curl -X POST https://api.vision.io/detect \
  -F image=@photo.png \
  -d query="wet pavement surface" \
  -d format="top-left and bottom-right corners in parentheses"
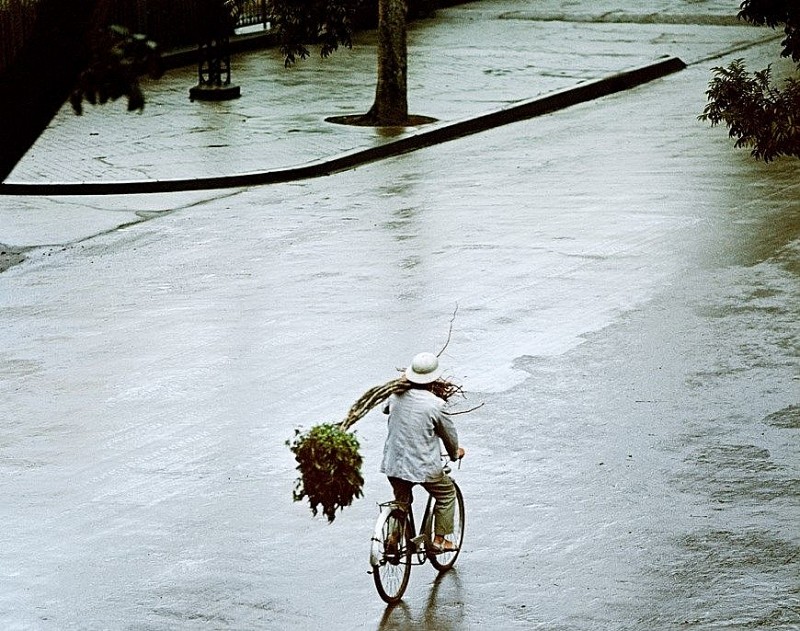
top-left (2, 0), bottom-right (778, 187)
top-left (1, 1), bottom-right (799, 629)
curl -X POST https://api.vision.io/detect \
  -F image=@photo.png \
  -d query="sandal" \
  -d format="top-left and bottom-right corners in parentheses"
top-left (430, 540), bottom-right (459, 554)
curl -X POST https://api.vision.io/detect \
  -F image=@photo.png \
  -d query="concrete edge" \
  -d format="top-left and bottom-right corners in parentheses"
top-left (0, 56), bottom-right (686, 197)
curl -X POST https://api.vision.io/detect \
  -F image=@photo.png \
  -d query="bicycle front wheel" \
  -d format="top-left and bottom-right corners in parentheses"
top-left (371, 507), bottom-right (412, 604)
top-left (427, 481), bottom-right (464, 572)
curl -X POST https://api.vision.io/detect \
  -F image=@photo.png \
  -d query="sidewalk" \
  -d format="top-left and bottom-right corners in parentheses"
top-left (1, 0), bottom-right (779, 193)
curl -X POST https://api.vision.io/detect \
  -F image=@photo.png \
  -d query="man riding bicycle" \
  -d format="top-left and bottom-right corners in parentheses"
top-left (381, 352), bottom-right (466, 553)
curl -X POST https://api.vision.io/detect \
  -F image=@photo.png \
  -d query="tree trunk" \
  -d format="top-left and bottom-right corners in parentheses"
top-left (367, 0), bottom-right (408, 125)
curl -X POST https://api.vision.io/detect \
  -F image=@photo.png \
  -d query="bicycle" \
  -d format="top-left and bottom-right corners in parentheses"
top-left (368, 459), bottom-right (465, 603)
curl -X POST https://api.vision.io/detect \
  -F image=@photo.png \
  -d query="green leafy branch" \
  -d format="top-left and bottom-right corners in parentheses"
top-left (287, 423), bottom-right (364, 523)
top-left (270, 0), bottom-right (362, 67)
top-left (699, 59), bottom-right (800, 161)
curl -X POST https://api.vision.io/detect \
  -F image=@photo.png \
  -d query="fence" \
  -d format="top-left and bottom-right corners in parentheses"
top-left (0, 0), bottom-right (272, 74)
top-left (0, 0), bottom-right (39, 74)
top-left (236, 0), bottom-right (270, 31)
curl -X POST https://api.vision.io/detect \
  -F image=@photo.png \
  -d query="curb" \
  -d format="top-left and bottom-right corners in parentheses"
top-left (0, 56), bottom-right (686, 197)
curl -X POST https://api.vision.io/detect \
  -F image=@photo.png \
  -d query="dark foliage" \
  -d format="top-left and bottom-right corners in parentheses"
top-left (738, 0), bottom-right (800, 61)
top-left (700, 60), bottom-right (800, 161)
top-left (352, 0), bottom-right (438, 29)
top-left (70, 25), bottom-right (161, 115)
top-left (270, 0), bottom-right (363, 67)
top-left (270, 0), bottom-right (440, 67)
top-left (198, 0), bottom-right (244, 39)
top-left (287, 423), bottom-right (364, 523)
top-left (700, 1), bottom-right (800, 161)
top-left (0, 0), bottom-right (99, 179)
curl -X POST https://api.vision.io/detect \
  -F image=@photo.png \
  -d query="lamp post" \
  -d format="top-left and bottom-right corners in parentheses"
top-left (189, 0), bottom-right (241, 101)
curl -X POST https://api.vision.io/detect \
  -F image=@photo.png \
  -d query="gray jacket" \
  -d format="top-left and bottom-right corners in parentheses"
top-left (380, 388), bottom-right (459, 483)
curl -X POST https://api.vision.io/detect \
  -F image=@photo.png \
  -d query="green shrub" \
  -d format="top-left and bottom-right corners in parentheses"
top-left (287, 423), bottom-right (364, 523)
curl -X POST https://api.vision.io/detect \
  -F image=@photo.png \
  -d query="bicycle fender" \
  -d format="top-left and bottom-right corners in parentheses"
top-left (369, 506), bottom-right (395, 566)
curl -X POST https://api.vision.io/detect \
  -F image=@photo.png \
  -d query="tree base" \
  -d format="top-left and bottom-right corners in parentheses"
top-left (189, 84), bottom-right (241, 101)
top-left (326, 113), bottom-right (437, 128)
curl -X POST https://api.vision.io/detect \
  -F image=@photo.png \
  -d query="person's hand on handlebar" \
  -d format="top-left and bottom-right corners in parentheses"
top-left (457, 447), bottom-right (466, 460)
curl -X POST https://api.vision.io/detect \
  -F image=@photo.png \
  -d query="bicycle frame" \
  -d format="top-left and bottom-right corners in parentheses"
top-left (369, 461), bottom-right (464, 603)
top-left (369, 470), bottom-right (456, 567)
top-left (369, 500), bottom-right (430, 567)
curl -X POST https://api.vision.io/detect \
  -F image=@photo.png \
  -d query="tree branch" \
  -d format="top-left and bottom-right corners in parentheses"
top-left (437, 303), bottom-right (459, 357)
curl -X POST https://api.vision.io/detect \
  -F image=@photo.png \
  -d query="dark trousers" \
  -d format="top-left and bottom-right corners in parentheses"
top-left (388, 475), bottom-right (456, 535)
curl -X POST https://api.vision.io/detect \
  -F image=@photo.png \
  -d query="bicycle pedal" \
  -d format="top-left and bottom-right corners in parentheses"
top-left (410, 535), bottom-right (426, 547)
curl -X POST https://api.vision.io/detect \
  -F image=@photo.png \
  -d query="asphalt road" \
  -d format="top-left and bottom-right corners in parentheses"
top-left (1, 10), bottom-right (798, 631)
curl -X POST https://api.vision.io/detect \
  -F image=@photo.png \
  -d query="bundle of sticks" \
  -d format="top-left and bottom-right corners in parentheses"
top-left (339, 376), bottom-right (462, 431)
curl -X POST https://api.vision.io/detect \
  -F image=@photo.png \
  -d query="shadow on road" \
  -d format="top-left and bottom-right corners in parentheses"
top-left (377, 569), bottom-right (465, 630)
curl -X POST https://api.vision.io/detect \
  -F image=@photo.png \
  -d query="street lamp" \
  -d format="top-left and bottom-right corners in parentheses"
top-left (189, 0), bottom-right (241, 101)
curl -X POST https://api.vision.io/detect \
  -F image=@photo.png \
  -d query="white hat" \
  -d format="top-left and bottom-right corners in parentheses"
top-left (405, 352), bottom-right (443, 384)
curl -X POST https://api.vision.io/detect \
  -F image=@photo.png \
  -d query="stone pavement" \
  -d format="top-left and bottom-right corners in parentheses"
top-left (0, 0), bottom-right (781, 192)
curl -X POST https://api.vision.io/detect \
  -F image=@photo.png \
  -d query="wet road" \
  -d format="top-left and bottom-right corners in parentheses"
top-left (2, 30), bottom-right (799, 631)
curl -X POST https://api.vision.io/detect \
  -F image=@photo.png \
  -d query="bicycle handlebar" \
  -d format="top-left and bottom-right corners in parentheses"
top-left (441, 453), bottom-right (463, 472)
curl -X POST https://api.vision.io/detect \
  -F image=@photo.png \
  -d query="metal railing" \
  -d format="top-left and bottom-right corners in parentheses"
top-left (236, 0), bottom-right (270, 31)
top-left (0, 0), bottom-right (273, 74)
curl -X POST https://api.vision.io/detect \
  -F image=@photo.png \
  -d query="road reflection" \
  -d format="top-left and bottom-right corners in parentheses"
top-left (377, 569), bottom-right (465, 631)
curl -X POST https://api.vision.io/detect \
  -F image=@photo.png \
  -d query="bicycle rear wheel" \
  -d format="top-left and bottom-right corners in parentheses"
top-left (371, 507), bottom-right (412, 603)
top-left (427, 481), bottom-right (464, 572)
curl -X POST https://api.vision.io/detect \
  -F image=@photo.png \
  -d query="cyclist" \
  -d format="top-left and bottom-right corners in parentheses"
top-left (381, 352), bottom-right (466, 553)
